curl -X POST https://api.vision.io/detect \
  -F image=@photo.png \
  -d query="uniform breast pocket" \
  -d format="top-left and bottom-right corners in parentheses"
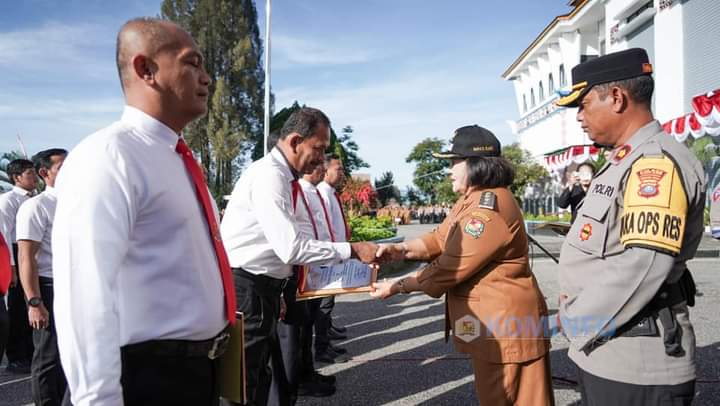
top-left (567, 197), bottom-right (612, 257)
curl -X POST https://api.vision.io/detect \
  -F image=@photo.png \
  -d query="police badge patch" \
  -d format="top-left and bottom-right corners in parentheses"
top-left (636, 168), bottom-right (667, 198)
top-left (464, 219), bottom-right (485, 239)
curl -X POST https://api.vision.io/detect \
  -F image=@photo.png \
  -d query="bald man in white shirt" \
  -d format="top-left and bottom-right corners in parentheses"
top-left (53, 18), bottom-right (235, 406)
top-left (220, 107), bottom-right (377, 406)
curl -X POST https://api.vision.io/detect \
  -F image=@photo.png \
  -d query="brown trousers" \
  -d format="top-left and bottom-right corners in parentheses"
top-left (471, 354), bottom-right (554, 406)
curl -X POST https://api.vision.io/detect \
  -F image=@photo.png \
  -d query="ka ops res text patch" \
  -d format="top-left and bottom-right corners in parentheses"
top-left (620, 156), bottom-right (688, 255)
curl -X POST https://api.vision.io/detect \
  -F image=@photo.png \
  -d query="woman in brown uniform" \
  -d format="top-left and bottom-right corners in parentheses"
top-left (371, 125), bottom-right (554, 406)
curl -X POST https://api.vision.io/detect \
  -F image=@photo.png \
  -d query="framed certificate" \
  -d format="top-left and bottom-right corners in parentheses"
top-left (297, 259), bottom-right (378, 299)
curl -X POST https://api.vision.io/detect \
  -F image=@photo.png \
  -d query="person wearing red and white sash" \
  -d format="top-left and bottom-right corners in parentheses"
top-left (220, 108), bottom-right (378, 406)
top-left (316, 156), bottom-right (351, 344)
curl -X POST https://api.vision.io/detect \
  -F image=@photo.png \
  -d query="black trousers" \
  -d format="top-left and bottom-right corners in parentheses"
top-left (31, 278), bottom-right (68, 406)
top-left (314, 296), bottom-right (335, 352)
top-left (578, 368), bottom-right (695, 406)
top-left (6, 243), bottom-right (34, 364)
top-left (269, 279), bottom-right (319, 406)
top-left (228, 269), bottom-right (285, 406)
top-left (120, 344), bottom-right (219, 406)
top-left (0, 293), bottom-right (8, 362)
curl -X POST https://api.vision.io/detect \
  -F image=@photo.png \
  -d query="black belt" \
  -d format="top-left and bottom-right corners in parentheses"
top-left (233, 267), bottom-right (289, 293)
top-left (121, 327), bottom-right (231, 360)
top-left (584, 269), bottom-right (696, 356)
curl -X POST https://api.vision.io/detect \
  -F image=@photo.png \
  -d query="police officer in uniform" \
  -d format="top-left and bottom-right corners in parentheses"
top-left (555, 48), bottom-right (705, 405)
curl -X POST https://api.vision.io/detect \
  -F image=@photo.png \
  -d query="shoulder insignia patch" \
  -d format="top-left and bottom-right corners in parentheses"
top-left (464, 218), bottom-right (485, 239)
top-left (612, 145), bottom-right (632, 164)
top-left (712, 187), bottom-right (720, 203)
top-left (478, 191), bottom-right (496, 210)
top-left (470, 211), bottom-right (491, 222)
top-left (636, 168), bottom-right (667, 198)
top-left (620, 155), bottom-right (687, 255)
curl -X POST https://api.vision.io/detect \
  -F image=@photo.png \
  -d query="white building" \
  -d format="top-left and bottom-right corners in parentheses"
top-left (502, 0), bottom-right (720, 175)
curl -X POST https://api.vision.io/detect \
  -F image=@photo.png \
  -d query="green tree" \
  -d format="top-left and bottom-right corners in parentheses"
top-left (406, 137), bottom-right (449, 203)
top-left (404, 186), bottom-right (423, 206)
top-left (331, 126), bottom-right (369, 176)
top-left (502, 143), bottom-right (549, 201)
top-left (686, 135), bottom-right (717, 170)
top-left (434, 178), bottom-right (458, 204)
top-left (374, 171), bottom-right (401, 206)
top-left (162, 0), bottom-right (265, 200)
top-left (255, 102), bottom-right (369, 177)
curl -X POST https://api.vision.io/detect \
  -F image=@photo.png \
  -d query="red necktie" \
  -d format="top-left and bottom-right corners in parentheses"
top-left (334, 192), bottom-right (351, 241)
top-left (0, 233), bottom-right (11, 295)
top-left (316, 190), bottom-right (335, 242)
top-left (176, 139), bottom-right (236, 325)
top-left (291, 180), bottom-right (320, 292)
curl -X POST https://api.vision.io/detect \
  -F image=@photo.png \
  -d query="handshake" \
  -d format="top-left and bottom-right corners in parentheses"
top-left (349, 242), bottom-right (407, 264)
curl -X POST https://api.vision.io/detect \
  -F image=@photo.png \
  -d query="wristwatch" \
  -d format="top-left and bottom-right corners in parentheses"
top-left (397, 278), bottom-right (409, 294)
top-left (27, 297), bottom-right (43, 307)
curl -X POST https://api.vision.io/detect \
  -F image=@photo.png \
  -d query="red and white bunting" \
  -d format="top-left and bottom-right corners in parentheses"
top-left (543, 145), bottom-right (600, 172)
top-left (663, 89), bottom-right (720, 142)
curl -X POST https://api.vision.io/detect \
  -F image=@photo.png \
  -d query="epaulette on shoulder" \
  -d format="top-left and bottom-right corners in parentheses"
top-left (478, 191), bottom-right (497, 210)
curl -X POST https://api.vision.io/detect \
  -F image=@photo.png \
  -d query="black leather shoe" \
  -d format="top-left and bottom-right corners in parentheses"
top-left (329, 344), bottom-right (347, 354)
top-left (297, 378), bottom-right (335, 397)
top-left (311, 371), bottom-right (336, 385)
top-left (315, 348), bottom-right (350, 364)
top-left (331, 324), bottom-right (347, 334)
top-left (328, 328), bottom-right (347, 340)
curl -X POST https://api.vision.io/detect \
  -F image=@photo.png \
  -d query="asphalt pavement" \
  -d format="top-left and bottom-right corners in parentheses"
top-left (2, 222), bottom-right (718, 405)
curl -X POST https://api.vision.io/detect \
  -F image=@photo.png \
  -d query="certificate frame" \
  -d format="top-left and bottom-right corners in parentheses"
top-left (297, 260), bottom-right (378, 299)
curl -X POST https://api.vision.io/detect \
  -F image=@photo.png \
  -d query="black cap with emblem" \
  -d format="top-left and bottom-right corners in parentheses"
top-left (555, 48), bottom-right (653, 108)
top-left (432, 125), bottom-right (501, 159)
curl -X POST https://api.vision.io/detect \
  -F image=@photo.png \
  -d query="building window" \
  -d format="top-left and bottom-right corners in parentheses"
top-left (549, 73), bottom-right (555, 93)
top-left (523, 94), bottom-right (528, 113)
top-left (559, 64), bottom-right (566, 87)
top-left (531, 89), bottom-right (536, 108)
top-left (539, 81), bottom-right (545, 101)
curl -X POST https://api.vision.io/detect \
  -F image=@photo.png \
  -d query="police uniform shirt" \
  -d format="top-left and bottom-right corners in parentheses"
top-left (299, 178), bottom-right (334, 242)
top-left (710, 182), bottom-right (720, 239)
top-left (0, 185), bottom-right (33, 265)
top-left (15, 186), bottom-right (57, 278)
top-left (220, 149), bottom-right (350, 280)
top-left (52, 106), bottom-right (227, 405)
top-left (317, 181), bottom-right (348, 243)
top-left (558, 121), bottom-right (706, 385)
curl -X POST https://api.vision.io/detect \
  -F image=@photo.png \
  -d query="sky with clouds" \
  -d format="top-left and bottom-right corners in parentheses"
top-left (0, 0), bottom-right (570, 189)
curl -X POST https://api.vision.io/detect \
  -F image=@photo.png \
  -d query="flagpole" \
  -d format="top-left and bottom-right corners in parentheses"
top-left (263, 0), bottom-right (272, 156)
top-left (16, 134), bottom-right (28, 158)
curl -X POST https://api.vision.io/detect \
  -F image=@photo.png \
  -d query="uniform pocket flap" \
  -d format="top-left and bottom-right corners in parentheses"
top-left (579, 197), bottom-right (611, 222)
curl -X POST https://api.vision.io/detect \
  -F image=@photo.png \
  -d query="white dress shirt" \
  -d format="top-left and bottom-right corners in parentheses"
top-left (15, 186), bottom-right (56, 278)
top-left (52, 106), bottom-right (226, 406)
top-left (317, 181), bottom-right (348, 243)
top-left (299, 179), bottom-right (334, 242)
top-left (0, 185), bottom-right (33, 265)
top-left (220, 148), bottom-right (351, 279)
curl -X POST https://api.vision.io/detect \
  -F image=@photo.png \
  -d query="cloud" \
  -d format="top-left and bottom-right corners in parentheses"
top-left (272, 34), bottom-right (378, 68)
top-left (275, 67), bottom-right (518, 189)
top-left (0, 22), bottom-right (115, 79)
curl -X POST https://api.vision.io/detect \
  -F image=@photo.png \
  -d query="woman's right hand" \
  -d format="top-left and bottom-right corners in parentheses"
top-left (376, 243), bottom-right (406, 263)
top-left (369, 279), bottom-right (399, 299)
